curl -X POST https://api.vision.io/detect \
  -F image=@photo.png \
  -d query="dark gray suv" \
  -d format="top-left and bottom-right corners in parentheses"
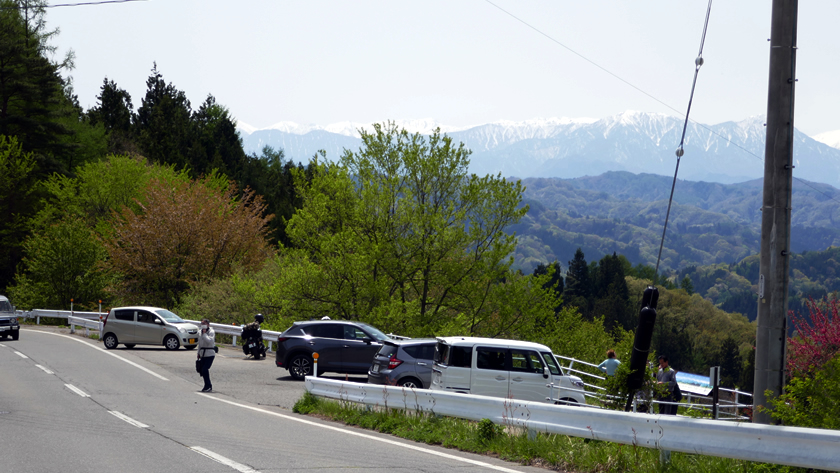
top-left (275, 320), bottom-right (391, 380)
top-left (368, 338), bottom-right (436, 389)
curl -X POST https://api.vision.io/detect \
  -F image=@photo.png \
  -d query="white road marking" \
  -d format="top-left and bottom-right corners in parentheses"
top-left (190, 447), bottom-right (258, 473)
top-left (108, 411), bottom-right (149, 428)
top-left (25, 329), bottom-right (168, 381)
top-left (13, 351), bottom-right (28, 358)
top-left (65, 383), bottom-right (90, 398)
top-left (0, 343), bottom-right (6, 347)
top-left (35, 364), bottom-right (55, 375)
top-left (197, 393), bottom-right (524, 473)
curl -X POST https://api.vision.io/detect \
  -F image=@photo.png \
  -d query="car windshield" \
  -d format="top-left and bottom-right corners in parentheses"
top-left (358, 323), bottom-right (390, 341)
top-left (154, 309), bottom-right (185, 323)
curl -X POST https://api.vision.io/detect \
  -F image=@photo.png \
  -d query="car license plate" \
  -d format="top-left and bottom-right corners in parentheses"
top-left (188, 338), bottom-right (197, 344)
top-left (372, 364), bottom-right (379, 373)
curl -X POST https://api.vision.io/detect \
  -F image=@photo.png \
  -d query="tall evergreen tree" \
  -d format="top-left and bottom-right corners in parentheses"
top-left (564, 248), bottom-right (591, 313)
top-left (87, 77), bottom-right (135, 154)
top-left (0, 0), bottom-right (76, 173)
top-left (533, 261), bottom-right (564, 311)
top-left (134, 64), bottom-right (192, 171)
top-left (189, 95), bottom-right (246, 178)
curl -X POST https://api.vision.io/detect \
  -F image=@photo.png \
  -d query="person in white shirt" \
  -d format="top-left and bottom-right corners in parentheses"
top-left (197, 319), bottom-right (216, 392)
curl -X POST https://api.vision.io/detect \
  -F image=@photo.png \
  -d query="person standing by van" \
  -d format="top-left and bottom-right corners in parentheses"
top-left (597, 349), bottom-right (621, 376)
top-left (198, 319), bottom-right (216, 392)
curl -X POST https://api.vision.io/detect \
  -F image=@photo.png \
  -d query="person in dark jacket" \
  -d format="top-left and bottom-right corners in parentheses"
top-left (198, 318), bottom-right (216, 392)
top-left (656, 355), bottom-right (678, 415)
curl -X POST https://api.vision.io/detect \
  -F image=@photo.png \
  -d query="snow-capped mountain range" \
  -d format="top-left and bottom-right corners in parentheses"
top-left (237, 111), bottom-right (840, 188)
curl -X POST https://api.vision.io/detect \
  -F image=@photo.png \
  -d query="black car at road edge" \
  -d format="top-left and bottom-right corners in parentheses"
top-left (275, 320), bottom-right (391, 380)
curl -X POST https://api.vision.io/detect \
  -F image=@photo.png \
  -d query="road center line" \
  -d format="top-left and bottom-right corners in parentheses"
top-left (109, 411), bottom-right (149, 428)
top-left (197, 393), bottom-right (524, 473)
top-left (13, 350), bottom-right (28, 359)
top-left (25, 329), bottom-right (168, 381)
top-left (35, 364), bottom-right (55, 375)
top-left (65, 383), bottom-right (90, 398)
top-left (190, 447), bottom-right (258, 473)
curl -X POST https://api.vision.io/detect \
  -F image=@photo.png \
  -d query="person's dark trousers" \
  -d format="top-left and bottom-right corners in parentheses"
top-left (200, 356), bottom-right (215, 390)
top-left (658, 397), bottom-right (677, 415)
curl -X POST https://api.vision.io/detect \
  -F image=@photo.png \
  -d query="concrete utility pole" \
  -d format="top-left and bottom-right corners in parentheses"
top-left (753, 0), bottom-right (798, 425)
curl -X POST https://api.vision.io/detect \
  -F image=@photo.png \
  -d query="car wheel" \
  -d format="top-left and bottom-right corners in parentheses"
top-left (555, 398), bottom-right (579, 406)
top-left (12, 331), bottom-right (19, 341)
top-left (289, 354), bottom-right (313, 381)
top-left (124, 344), bottom-right (136, 349)
top-left (163, 335), bottom-right (180, 350)
top-left (103, 333), bottom-right (118, 349)
top-left (399, 377), bottom-right (423, 389)
top-left (185, 345), bottom-right (197, 350)
top-left (0, 333), bottom-right (6, 340)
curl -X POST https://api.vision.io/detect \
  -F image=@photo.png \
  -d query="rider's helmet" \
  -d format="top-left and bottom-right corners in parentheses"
top-left (254, 313), bottom-right (264, 324)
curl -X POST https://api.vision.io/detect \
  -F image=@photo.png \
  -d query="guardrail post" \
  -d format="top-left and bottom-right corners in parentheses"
top-left (36, 315), bottom-right (40, 325)
top-left (660, 449), bottom-right (671, 465)
top-left (69, 299), bottom-right (75, 334)
top-left (232, 335), bottom-right (237, 346)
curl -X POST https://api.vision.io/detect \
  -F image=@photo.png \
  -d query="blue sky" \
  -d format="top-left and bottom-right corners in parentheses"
top-left (47, 0), bottom-right (839, 136)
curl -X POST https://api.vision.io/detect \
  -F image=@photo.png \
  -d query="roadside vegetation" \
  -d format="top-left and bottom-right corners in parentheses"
top-left (2, 0), bottom-right (838, 438)
top-left (292, 392), bottom-right (802, 473)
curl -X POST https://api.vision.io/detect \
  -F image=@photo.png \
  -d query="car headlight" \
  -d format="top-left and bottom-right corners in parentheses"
top-left (179, 328), bottom-right (187, 334)
top-left (572, 379), bottom-right (585, 388)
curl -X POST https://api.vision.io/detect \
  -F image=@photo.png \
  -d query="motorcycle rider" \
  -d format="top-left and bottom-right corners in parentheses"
top-left (242, 313), bottom-right (266, 359)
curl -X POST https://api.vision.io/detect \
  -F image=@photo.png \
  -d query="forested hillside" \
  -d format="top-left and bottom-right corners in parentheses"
top-left (511, 172), bottom-right (840, 274)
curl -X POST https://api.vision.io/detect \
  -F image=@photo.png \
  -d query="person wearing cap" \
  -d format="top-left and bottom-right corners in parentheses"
top-left (656, 355), bottom-right (678, 415)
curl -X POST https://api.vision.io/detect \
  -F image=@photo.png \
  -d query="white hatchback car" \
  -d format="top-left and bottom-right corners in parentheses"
top-left (102, 306), bottom-right (199, 350)
top-left (430, 337), bottom-right (587, 405)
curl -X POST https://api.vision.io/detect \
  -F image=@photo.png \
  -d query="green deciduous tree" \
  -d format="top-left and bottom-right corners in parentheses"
top-left (8, 216), bottom-right (109, 310)
top-left (767, 353), bottom-right (840, 429)
top-left (0, 135), bottom-right (39, 291)
top-left (278, 123), bottom-right (529, 335)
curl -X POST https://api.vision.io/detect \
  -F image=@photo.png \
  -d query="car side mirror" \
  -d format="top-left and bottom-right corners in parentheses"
top-left (362, 337), bottom-right (372, 344)
top-left (154, 319), bottom-right (164, 325)
top-left (543, 366), bottom-right (550, 379)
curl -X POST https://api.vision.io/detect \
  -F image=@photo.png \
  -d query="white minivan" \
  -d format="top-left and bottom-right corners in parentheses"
top-left (430, 337), bottom-right (587, 405)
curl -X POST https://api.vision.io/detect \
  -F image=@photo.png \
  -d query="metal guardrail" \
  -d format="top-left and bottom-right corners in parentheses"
top-left (305, 377), bottom-right (840, 471)
top-left (21, 309), bottom-right (283, 353)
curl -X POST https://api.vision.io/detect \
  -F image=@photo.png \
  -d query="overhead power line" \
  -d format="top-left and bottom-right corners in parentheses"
top-left (0, 0), bottom-right (146, 10)
top-left (485, 0), bottom-right (840, 214)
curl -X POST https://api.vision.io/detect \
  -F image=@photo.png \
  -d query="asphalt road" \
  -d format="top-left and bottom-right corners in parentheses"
top-left (1, 326), bottom-right (545, 472)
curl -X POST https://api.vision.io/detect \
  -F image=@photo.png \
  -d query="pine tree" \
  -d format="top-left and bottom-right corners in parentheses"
top-left (134, 64), bottom-right (193, 171)
top-left (0, 0), bottom-right (76, 172)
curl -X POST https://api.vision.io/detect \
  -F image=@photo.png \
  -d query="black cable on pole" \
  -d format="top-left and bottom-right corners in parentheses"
top-left (653, 0), bottom-right (714, 282)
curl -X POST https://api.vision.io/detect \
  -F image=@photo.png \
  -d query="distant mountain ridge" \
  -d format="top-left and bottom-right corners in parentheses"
top-left (238, 111), bottom-right (840, 188)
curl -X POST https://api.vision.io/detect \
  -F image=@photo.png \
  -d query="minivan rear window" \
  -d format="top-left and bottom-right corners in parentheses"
top-left (434, 342), bottom-right (472, 367)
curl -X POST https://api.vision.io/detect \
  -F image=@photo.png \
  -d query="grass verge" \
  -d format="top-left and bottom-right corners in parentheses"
top-left (293, 392), bottom-right (808, 473)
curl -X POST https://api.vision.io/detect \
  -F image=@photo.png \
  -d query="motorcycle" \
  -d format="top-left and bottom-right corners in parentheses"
top-left (241, 322), bottom-right (266, 360)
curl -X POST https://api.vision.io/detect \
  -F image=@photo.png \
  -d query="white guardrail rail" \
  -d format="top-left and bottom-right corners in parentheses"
top-left (23, 309), bottom-right (282, 352)
top-left (305, 377), bottom-right (840, 471)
